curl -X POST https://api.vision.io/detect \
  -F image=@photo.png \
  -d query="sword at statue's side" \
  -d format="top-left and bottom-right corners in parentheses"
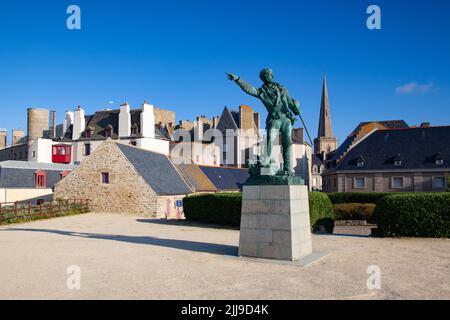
top-left (298, 114), bottom-right (314, 146)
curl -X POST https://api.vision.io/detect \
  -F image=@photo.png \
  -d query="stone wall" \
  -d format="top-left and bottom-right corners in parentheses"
top-left (54, 139), bottom-right (166, 217)
top-left (154, 107), bottom-right (175, 128)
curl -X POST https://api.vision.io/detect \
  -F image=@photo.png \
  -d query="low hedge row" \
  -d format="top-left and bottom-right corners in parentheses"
top-left (183, 191), bottom-right (335, 233)
top-left (327, 192), bottom-right (392, 204)
top-left (333, 203), bottom-right (376, 221)
top-left (309, 192), bottom-right (335, 233)
top-left (183, 193), bottom-right (242, 226)
top-left (374, 193), bottom-right (450, 238)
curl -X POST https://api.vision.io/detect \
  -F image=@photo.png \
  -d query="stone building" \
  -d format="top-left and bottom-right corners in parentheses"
top-left (0, 102), bottom-right (175, 166)
top-left (322, 125), bottom-right (450, 192)
top-left (54, 139), bottom-right (192, 218)
top-left (215, 105), bottom-right (260, 168)
top-left (58, 102), bottom-right (172, 164)
top-left (171, 115), bottom-right (221, 166)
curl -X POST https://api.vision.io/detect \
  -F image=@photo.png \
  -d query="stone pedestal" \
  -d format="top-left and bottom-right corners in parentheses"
top-left (239, 184), bottom-right (312, 261)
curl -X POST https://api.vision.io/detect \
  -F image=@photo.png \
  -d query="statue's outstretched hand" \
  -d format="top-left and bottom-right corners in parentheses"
top-left (226, 72), bottom-right (239, 81)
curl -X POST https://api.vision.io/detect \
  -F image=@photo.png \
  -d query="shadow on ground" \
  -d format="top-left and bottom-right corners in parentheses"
top-left (136, 218), bottom-right (239, 230)
top-left (0, 228), bottom-right (238, 256)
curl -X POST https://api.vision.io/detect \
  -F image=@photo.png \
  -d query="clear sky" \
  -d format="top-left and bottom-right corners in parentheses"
top-left (1, 0), bottom-right (449, 145)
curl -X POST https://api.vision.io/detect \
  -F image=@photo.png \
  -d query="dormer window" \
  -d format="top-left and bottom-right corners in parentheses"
top-left (356, 156), bottom-right (365, 168)
top-left (85, 129), bottom-right (92, 139)
top-left (393, 155), bottom-right (402, 167)
top-left (131, 125), bottom-right (138, 135)
top-left (105, 125), bottom-right (113, 138)
top-left (35, 170), bottom-right (46, 189)
top-left (435, 153), bottom-right (444, 166)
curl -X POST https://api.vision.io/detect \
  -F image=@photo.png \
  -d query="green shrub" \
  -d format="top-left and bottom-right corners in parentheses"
top-left (374, 193), bottom-right (450, 238)
top-left (309, 192), bottom-right (335, 233)
top-left (327, 192), bottom-right (391, 205)
top-left (184, 192), bottom-right (336, 233)
top-left (333, 203), bottom-right (376, 221)
top-left (183, 193), bottom-right (242, 226)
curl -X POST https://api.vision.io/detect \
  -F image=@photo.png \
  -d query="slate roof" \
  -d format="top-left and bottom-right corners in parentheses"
top-left (61, 109), bottom-right (170, 141)
top-left (312, 154), bottom-right (324, 167)
top-left (198, 166), bottom-right (249, 191)
top-left (0, 161), bottom-right (76, 188)
top-left (116, 144), bottom-right (192, 195)
top-left (327, 126), bottom-right (450, 173)
top-left (331, 120), bottom-right (410, 162)
top-left (175, 164), bottom-right (217, 192)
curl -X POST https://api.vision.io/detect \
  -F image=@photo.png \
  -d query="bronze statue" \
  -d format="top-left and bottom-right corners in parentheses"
top-left (226, 68), bottom-right (301, 176)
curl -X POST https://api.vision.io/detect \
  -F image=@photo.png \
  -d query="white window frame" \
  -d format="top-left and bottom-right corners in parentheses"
top-left (353, 177), bottom-right (366, 189)
top-left (432, 176), bottom-right (446, 190)
top-left (391, 176), bottom-right (404, 189)
top-left (436, 159), bottom-right (444, 166)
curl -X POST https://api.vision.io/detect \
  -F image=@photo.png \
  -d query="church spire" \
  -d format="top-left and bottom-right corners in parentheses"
top-left (317, 76), bottom-right (333, 138)
top-left (314, 76), bottom-right (337, 157)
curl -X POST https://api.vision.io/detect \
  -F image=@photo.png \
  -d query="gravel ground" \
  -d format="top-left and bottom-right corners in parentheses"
top-left (0, 213), bottom-right (448, 300)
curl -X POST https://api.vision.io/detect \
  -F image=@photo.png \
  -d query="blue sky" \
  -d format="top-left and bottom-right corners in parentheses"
top-left (1, 0), bottom-right (449, 145)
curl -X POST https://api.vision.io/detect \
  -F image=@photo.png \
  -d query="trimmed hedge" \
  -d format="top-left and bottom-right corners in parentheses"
top-left (183, 193), bottom-right (242, 226)
top-left (374, 193), bottom-right (450, 238)
top-left (327, 192), bottom-right (392, 205)
top-left (333, 203), bottom-right (376, 221)
top-left (309, 192), bottom-right (335, 233)
top-left (183, 192), bottom-right (335, 233)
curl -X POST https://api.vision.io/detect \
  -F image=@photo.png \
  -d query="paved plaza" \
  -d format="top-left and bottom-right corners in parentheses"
top-left (0, 213), bottom-right (448, 300)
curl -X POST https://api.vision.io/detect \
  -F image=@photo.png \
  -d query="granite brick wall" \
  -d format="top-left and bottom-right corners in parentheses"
top-left (54, 139), bottom-right (167, 217)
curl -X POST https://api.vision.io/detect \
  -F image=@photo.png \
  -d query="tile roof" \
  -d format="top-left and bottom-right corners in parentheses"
top-left (328, 126), bottom-right (450, 172)
top-left (116, 143), bottom-right (192, 195)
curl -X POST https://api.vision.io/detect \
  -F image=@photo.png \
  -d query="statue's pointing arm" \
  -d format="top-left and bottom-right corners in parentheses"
top-left (226, 72), bottom-right (259, 98)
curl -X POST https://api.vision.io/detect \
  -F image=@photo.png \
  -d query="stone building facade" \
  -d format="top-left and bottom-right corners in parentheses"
top-left (54, 139), bottom-right (192, 217)
top-left (322, 125), bottom-right (450, 193)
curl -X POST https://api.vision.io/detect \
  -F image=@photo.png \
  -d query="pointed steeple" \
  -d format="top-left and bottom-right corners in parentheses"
top-left (314, 76), bottom-right (337, 157)
top-left (317, 76), bottom-right (333, 138)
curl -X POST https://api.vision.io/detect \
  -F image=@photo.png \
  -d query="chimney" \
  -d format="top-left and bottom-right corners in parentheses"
top-left (72, 106), bottom-right (86, 140)
top-left (292, 128), bottom-right (304, 142)
top-left (12, 129), bottom-right (25, 146)
top-left (141, 101), bottom-right (155, 138)
top-left (62, 111), bottom-right (74, 137)
top-left (0, 129), bottom-right (6, 149)
top-left (253, 112), bottom-right (260, 131)
top-left (119, 102), bottom-right (131, 138)
top-left (212, 116), bottom-right (219, 129)
top-left (194, 116), bottom-right (204, 142)
top-left (239, 105), bottom-right (254, 131)
top-left (420, 122), bottom-right (430, 128)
